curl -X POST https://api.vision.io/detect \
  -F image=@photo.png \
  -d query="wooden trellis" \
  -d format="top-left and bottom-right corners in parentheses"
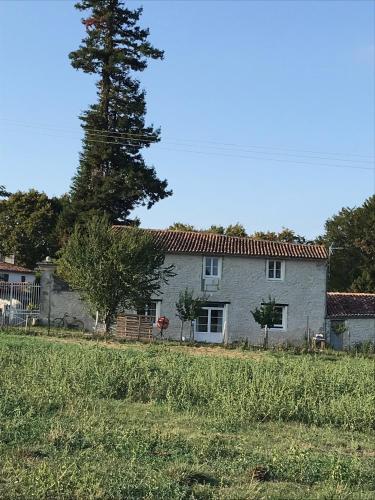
top-left (115, 314), bottom-right (154, 341)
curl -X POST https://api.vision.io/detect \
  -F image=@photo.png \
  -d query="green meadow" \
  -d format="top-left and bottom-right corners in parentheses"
top-left (0, 333), bottom-right (374, 499)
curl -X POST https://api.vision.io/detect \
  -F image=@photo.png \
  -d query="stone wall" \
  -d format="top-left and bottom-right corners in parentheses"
top-left (39, 262), bottom-right (95, 331)
top-left (327, 318), bottom-right (375, 347)
top-left (150, 253), bottom-right (327, 345)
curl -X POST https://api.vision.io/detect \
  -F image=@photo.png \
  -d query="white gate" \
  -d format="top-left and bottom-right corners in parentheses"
top-left (0, 282), bottom-right (40, 327)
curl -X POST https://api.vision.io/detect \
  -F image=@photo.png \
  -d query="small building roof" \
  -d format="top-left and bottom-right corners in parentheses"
top-left (113, 227), bottom-right (328, 260)
top-left (0, 262), bottom-right (34, 274)
top-left (327, 292), bottom-right (375, 319)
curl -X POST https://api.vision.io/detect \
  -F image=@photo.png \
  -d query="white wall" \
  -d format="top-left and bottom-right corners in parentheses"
top-left (153, 253), bottom-right (327, 345)
top-left (3, 272), bottom-right (35, 283)
top-left (328, 318), bottom-right (375, 347)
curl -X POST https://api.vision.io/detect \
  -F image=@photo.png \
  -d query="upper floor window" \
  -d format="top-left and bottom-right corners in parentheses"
top-left (204, 256), bottom-right (221, 278)
top-left (266, 260), bottom-right (285, 280)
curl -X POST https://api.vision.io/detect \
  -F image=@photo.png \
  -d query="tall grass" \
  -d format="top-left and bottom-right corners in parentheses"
top-left (0, 335), bottom-right (373, 431)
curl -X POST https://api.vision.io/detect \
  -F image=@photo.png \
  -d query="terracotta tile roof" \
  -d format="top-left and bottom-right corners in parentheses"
top-left (327, 292), bottom-right (375, 318)
top-left (0, 262), bottom-right (34, 274)
top-left (113, 227), bottom-right (328, 260)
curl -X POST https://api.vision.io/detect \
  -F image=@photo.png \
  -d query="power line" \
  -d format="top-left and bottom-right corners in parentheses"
top-left (81, 131), bottom-right (374, 164)
top-left (81, 136), bottom-right (373, 171)
top-left (1, 124), bottom-right (373, 172)
top-left (1, 118), bottom-right (374, 163)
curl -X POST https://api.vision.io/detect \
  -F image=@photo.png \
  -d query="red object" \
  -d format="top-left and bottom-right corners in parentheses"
top-left (157, 316), bottom-right (169, 330)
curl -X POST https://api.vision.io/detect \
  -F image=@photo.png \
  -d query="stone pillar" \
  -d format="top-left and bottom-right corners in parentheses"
top-left (37, 258), bottom-right (56, 326)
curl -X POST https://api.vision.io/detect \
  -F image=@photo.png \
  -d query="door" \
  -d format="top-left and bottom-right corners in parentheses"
top-left (330, 320), bottom-right (345, 350)
top-left (194, 305), bottom-right (225, 343)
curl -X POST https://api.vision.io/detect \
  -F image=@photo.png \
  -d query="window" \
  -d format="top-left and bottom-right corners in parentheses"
top-left (260, 303), bottom-right (287, 330)
top-left (137, 301), bottom-right (160, 325)
top-left (266, 260), bottom-right (284, 280)
top-left (272, 305), bottom-right (287, 329)
top-left (196, 306), bottom-right (224, 334)
top-left (204, 257), bottom-right (221, 278)
top-left (0, 273), bottom-right (9, 282)
top-left (21, 276), bottom-right (26, 283)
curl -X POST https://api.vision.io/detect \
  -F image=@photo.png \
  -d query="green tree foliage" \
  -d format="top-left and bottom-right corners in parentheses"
top-left (168, 222), bottom-right (196, 232)
top-left (0, 186), bottom-right (10, 198)
top-left (319, 195), bottom-right (375, 292)
top-left (251, 227), bottom-right (308, 244)
top-left (175, 288), bottom-right (206, 341)
top-left (251, 297), bottom-right (278, 329)
top-left (205, 225), bottom-right (225, 235)
top-left (167, 223), bottom-right (247, 235)
top-left (251, 296), bottom-right (278, 349)
top-left (0, 190), bottom-right (61, 268)
top-left (69, 0), bottom-right (171, 223)
top-left (58, 215), bottom-right (174, 332)
top-left (224, 223), bottom-right (247, 237)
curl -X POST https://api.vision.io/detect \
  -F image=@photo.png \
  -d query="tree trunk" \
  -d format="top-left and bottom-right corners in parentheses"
top-left (263, 325), bottom-right (269, 350)
top-left (180, 321), bottom-right (184, 343)
top-left (104, 315), bottom-right (111, 339)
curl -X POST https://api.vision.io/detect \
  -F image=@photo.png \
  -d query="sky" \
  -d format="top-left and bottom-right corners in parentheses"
top-left (0, 0), bottom-right (374, 239)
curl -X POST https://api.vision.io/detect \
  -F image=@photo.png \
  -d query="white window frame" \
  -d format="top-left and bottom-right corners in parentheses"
top-left (266, 260), bottom-right (285, 281)
top-left (137, 301), bottom-right (161, 326)
top-left (270, 305), bottom-right (288, 331)
top-left (195, 306), bottom-right (225, 335)
top-left (203, 256), bottom-right (222, 279)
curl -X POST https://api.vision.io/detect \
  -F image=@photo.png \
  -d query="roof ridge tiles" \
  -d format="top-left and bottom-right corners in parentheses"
top-left (113, 226), bottom-right (328, 260)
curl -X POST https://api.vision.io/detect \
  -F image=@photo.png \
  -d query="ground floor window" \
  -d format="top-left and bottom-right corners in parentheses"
top-left (0, 273), bottom-right (9, 282)
top-left (196, 306), bottom-right (224, 334)
top-left (261, 303), bottom-right (288, 330)
top-left (137, 301), bottom-right (160, 325)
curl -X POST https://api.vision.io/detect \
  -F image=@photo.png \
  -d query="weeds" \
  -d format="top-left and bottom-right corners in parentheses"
top-left (0, 334), bottom-right (374, 499)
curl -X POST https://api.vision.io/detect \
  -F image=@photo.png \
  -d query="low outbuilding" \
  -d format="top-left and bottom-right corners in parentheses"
top-left (326, 292), bottom-right (375, 350)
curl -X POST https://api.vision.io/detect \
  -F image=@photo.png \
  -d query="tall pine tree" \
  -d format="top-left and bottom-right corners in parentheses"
top-left (69, 0), bottom-right (171, 222)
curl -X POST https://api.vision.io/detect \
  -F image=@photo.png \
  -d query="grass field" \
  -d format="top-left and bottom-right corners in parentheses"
top-left (0, 333), bottom-right (374, 499)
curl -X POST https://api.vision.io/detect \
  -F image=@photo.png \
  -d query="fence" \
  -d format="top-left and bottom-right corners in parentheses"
top-left (0, 282), bottom-right (40, 327)
top-left (116, 314), bottom-right (154, 341)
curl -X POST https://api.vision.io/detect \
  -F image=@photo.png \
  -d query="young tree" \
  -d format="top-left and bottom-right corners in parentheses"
top-left (251, 297), bottom-right (278, 349)
top-left (69, 0), bottom-right (171, 223)
top-left (175, 288), bottom-right (206, 342)
top-left (58, 215), bottom-right (174, 333)
top-left (0, 190), bottom-right (62, 268)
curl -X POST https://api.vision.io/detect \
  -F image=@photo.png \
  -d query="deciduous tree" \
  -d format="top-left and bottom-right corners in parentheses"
top-left (319, 195), bottom-right (375, 292)
top-left (0, 190), bottom-right (61, 268)
top-left (58, 215), bottom-right (174, 333)
top-left (168, 222), bottom-right (196, 232)
top-left (175, 288), bottom-right (206, 342)
top-left (251, 296), bottom-right (278, 349)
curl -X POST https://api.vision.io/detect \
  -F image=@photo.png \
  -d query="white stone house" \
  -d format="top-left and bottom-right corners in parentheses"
top-left (0, 260), bottom-right (35, 283)
top-left (327, 292), bottom-right (375, 349)
top-left (117, 229), bottom-right (328, 345)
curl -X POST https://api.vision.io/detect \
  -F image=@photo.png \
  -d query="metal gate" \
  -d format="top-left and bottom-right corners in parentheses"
top-left (0, 282), bottom-right (40, 327)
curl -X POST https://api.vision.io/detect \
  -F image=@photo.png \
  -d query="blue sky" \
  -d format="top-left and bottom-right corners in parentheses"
top-left (1, 0), bottom-right (374, 238)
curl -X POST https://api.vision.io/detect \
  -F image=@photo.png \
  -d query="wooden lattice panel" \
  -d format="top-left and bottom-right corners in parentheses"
top-left (116, 314), bottom-right (153, 341)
